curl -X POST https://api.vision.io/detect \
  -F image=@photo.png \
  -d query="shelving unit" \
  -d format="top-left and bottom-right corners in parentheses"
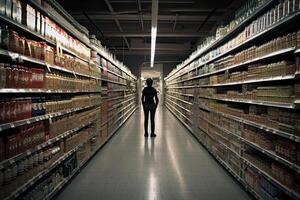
top-left (165, 0), bottom-right (300, 199)
top-left (0, 0), bottom-right (138, 199)
top-left (95, 42), bottom-right (138, 139)
top-left (100, 78), bottom-right (137, 136)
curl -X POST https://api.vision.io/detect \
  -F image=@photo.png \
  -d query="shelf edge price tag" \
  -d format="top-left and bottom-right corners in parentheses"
top-left (9, 159), bottom-right (14, 165)
top-left (45, 63), bottom-right (51, 72)
top-left (72, 71), bottom-right (77, 78)
top-left (18, 55), bottom-right (23, 63)
top-left (8, 52), bottom-right (19, 61)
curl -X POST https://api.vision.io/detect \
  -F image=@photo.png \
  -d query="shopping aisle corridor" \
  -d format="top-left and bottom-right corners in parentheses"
top-left (56, 106), bottom-right (251, 200)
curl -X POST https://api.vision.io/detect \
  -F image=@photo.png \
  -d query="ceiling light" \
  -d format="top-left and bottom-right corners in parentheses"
top-left (151, 0), bottom-right (158, 68)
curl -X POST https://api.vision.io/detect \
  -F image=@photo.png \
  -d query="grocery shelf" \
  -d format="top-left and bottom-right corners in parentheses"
top-left (165, 97), bottom-right (192, 113)
top-left (113, 106), bottom-right (137, 132)
top-left (0, 104), bottom-right (98, 132)
top-left (60, 46), bottom-right (90, 64)
top-left (109, 89), bottom-right (130, 92)
top-left (115, 101), bottom-right (136, 116)
top-left (45, 0), bottom-right (89, 36)
top-left (0, 49), bottom-right (101, 80)
top-left (167, 85), bottom-right (197, 89)
top-left (44, 179), bottom-right (67, 200)
top-left (26, 0), bottom-right (90, 48)
top-left (198, 95), bottom-right (298, 109)
top-left (168, 47), bottom-right (297, 85)
top-left (166, 94), bottom-right (193, 105)
top-left (167, 91), bottom-right (194, 97)
top-left (244, 159), bottom-right (300, 200)
top-left (170, 91), bottom-right (300, 199)
top-left (101, 78), bottom-right (127, 86)
top-left (112, 106), bottom-right (137, 127)
top-left (199, 74), bottom-right (298, 88)
top-left (197, 134), bottom-right (262, 199)
top-left (0, 14), bottom-right (54, 45)
top-left (102, 93), bottom-right (135, 101)
top-left (167, 11), bottom-right (300, 82)
top-left (106, 69), bottom-right (126, 80)
top-left (242, 139), bottom-right (300, 174)
top-left (108, 97), bottom-right (135, 112)
top-left (165, 101), bottom-right (193, 124)
top-left (0, 15), bottom-right (90, 65)
top-left (197, 130), bottom-right (260, 195)
top-left (165, 0), bottom-right (275, 81)
top-left (106, 101), bottom-right (136, 123)
top-left (0, 11), bottom-right (136, 81)
top-left (5, 139), bottom-right (89, 200)
top-left (0, 1), bottom-right (138, 199)
top-left (164, 1), bottom-right (300, 199)
top-left (91, 46), bottom-right (137, 81)
top-left (202, 116), bottom-right (300, 173)
top-left (166, 104), bottom-right (193, 132)
top-left (198, 105), bottom-right (300, 143)
top-left (0, 120), bottom-right (96, 170)
top-left (0, 88), bottom-right (101, 94)
top-left (197, 124), bottom-right (300, 200)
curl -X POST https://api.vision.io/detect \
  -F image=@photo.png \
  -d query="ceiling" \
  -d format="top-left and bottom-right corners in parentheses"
top-left (57, 0), bottom-right (246, 75)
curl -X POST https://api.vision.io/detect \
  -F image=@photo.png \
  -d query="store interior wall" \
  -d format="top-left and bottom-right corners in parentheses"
top-left (117, 54), bottom-right (187, 78)
top-left (117, 54), bottom-right (186, 106)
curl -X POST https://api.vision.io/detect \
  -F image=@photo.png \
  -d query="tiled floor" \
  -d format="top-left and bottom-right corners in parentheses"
top-left (56, 106), bottom-right (252, 200)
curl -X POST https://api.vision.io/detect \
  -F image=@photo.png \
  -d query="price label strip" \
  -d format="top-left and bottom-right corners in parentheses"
top-left (45, 63), bottom-right (52, 72)
top-left (8, 52), bottom-right (19, 62)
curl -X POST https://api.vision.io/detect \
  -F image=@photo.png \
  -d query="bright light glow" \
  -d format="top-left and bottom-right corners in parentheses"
top-left (150, 26), bottom-right (157, 68)
top-left (150, 0), bottom-right (158, 68)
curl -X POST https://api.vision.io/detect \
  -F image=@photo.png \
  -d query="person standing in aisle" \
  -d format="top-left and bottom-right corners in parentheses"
top-left (142, 78), bottom-right (159, 137)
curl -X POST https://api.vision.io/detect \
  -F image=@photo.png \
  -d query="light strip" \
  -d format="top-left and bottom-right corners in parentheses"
top-left (151, 0), bottom-right (158, 68)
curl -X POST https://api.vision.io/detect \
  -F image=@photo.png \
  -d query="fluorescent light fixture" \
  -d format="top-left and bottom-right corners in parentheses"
top-left (151, 26), bottom-right (157, 68)
top-left (151, 0), bottom-right (158, 68)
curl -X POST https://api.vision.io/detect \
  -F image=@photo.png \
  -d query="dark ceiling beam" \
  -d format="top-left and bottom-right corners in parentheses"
top-left (107, 0), bottom-right (195, 3)
top-left (114, 49), bottom-right (190, 55)
top-left (73, 14), bottom-right (222, 22)
top-left (117, 47), bottom-right (189, 51)
top-left (136, 0), bottom-right (144, 31)
top-left (71, 9), bottom-right (226, 15)
top-left (196, 8), bottom-right (217, 32)
top-left (103, 32), bottom-right (206, 37)
top-left (103, 0), bottom-right (130, 49)
top-left (160, 8), bottom-right (226, 13)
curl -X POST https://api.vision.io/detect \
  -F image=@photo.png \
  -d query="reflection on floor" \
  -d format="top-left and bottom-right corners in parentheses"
top-left (56, 106), bottom-right (251, 200)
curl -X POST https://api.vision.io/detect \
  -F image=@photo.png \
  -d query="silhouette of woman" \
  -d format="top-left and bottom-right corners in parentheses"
top-left (142, 78), bottom-right (159, 137)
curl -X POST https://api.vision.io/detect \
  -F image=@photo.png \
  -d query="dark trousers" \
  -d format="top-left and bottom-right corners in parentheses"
top-left (143, 105), bottom-right (156, 134)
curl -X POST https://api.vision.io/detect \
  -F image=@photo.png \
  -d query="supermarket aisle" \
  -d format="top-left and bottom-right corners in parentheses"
top-left (56, 106), bottom-right (251, 200)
